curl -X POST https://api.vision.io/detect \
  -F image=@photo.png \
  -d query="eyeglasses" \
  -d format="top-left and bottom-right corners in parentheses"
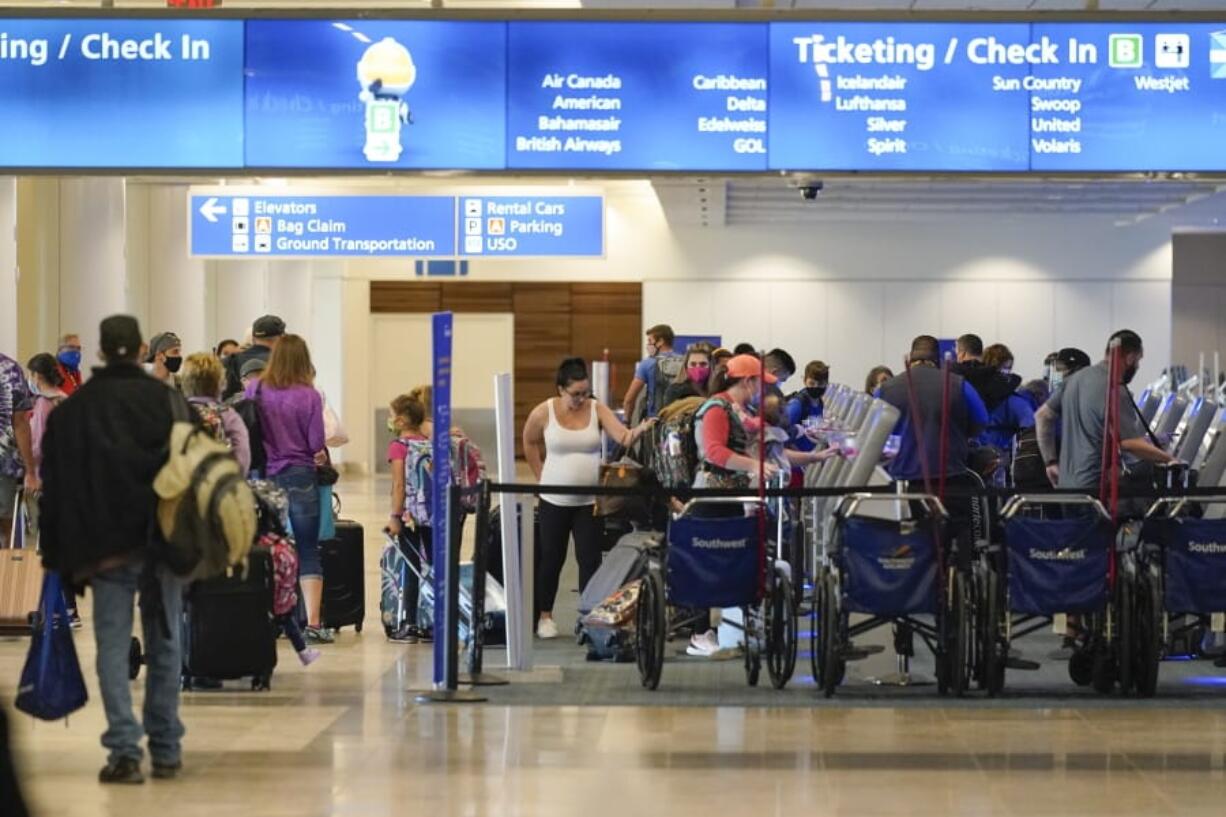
top-left (563, 388), bottom-right (592, 400)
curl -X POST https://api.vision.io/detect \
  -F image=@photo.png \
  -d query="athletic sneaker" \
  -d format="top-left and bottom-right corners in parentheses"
top-left (1048, 636), bottom-right (1076, 661)
top-left (536, 618), bottom-right (559, 639)
top-left (151, 761), bottom-right (182, 780)
top-left (99, 757), bottom-right (144, 785)
top-left (386, 627), bottom-right (419, 644)
top-left (305, 626), bottom-right (335, 645)
top-left (686, 629), bottom-right (720, 657)
top-left (298, 648), bottom-right (322, 667)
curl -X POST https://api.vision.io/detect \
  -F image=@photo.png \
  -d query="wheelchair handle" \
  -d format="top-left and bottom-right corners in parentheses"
top-left (1144, 495), bottom-right (1226, 519)
top-left (1001, 494), bottom-right (1110, 521)
top-left (676, 496), bottom-right (768, 519)
top-left (834, 492), bottom-right (948, 519)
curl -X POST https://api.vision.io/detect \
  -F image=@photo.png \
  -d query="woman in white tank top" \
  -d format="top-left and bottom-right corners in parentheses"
top-left (522, 357), bottom-right (655, 638)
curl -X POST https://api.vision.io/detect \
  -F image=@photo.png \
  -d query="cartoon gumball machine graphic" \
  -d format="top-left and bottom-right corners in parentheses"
top-left (357, 37), bottom-right (416, 162)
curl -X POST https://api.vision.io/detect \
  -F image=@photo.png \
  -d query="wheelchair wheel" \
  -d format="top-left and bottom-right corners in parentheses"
top-left (945, 570), bottom-right (973, 698)
top-left (635, 565), bottom-right (666, 690)
top-left (766, 567), bottom-right (797, 690)
top-left (1133, 567), bottom-right (1162, 698)
top-left (817, 570), bottom-right (844, 698)
top-left (980, 567), bottom-right (1006, 697)
top-left (1116, 572), bottom-right (1135, 695)
top-left (789, 519), bottom-right (807, 611)
top-left (743, 605), bottom-right (762, 687)
top-left (1069, 647), bottom-right (1095, 686)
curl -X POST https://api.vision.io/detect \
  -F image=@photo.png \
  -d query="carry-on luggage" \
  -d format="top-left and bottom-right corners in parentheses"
top-left (182, 549), bottom-right (278, 690)
top-left (1, 492), bottom-right (43, 633)
top-left (321, 518), bottom-right (365, 632)
top-left (484, 503), bottom-right (541, 587)
top-left (577, 530), bottom-right (661, 661)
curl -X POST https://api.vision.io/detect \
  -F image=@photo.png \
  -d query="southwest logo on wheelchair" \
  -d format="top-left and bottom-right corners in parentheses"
top-left (1187, 541), bottom-right (1226, 555)
top-left (1028, 548), bottom-right (1088, 561)
top-left (877, 544), bottom-right (915, 571)
top-left (692, 537), bottom-right (750, 550)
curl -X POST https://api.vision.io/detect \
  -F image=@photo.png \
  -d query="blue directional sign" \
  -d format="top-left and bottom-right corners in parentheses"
top-left (189, 193), bottom-right (457, 257)
top-left (457, 195), bottom-right (604, 257)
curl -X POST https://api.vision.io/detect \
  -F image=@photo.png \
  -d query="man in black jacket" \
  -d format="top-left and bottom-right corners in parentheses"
top-left (40, 316), bottom-right (191, 785)
top-left (222, 314), bottom-right (284, 400)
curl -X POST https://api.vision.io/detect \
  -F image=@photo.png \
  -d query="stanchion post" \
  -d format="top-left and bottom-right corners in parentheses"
top-left (461, 480), bottom-right (507, 687)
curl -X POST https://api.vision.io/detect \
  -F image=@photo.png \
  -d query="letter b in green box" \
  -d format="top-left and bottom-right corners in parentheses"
top-left (1109, 33), bottom-right (1144, 68)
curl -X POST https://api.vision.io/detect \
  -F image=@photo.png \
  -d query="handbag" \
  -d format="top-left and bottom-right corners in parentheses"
top-left (594, 458), bottom-right (646, 520)
top-left (15, 571), bottom-right (88, 721)
top-left (0, 493), bottom-right (44, 631)
top-left (318, 484), bottom-right (336, 541)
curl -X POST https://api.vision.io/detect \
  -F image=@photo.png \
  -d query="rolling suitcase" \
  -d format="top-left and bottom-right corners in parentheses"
top-left (321, 519), bottom-right (366, 632)
top-left (182, 549), bottom-right (277, 690)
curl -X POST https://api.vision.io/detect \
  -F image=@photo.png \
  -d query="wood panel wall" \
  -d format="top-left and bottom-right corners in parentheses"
top-left (370, 281), bottom-right (642, 452)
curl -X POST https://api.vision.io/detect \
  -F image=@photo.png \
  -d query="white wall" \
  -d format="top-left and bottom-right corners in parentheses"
top-left (644, 217), bottom-right (1176, 391)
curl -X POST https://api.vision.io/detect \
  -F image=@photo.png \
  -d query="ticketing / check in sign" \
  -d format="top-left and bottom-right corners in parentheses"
top-left (458, 196), bottom-right (604, 257)
top-left (189, 193), bottom-right (457, 257)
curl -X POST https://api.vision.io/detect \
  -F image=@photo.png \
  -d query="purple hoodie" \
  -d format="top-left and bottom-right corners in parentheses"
top-left (245, 382), bottom-right (324, 476)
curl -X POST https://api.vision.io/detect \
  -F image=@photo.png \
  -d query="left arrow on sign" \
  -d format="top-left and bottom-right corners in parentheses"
top-left (199, 197), bottom-right (228, 223)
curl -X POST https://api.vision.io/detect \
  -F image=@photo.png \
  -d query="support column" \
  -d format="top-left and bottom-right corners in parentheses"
top-left (212, 260), bottom-right (270, 346)
top-left (0, 178), bottom-right (15, 354)
top-left (145, 185), bottom-right (208, 354)
top-left (59, 178), bottom-right (126, 366)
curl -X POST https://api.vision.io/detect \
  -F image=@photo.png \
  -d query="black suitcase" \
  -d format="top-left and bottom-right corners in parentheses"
top-left (321, 519), bottom-right (366, 632)
top-left (485, 504), bottom-right (540, 587)
top-left (182, 549), bottom-right (278, 690)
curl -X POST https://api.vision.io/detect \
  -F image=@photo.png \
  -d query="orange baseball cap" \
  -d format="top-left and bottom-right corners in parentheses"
top-left (725, 354), bottom-right (777, 383)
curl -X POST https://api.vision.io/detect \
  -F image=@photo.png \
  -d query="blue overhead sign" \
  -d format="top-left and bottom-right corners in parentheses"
top-left (189, 194), bottom-right (457, 257)
top-left (7, 17), bottom-right (1226, 172)
top-left (458, 195), bottom-right (604, 257)
top-left (506, 22), bottom-right (769, 171)
top-left (1028, 23), bottom-right (1226, 171)
top-left (0, 18), bottom-right (243, 168)
top-left (244, 19), bottom-right (506, 170)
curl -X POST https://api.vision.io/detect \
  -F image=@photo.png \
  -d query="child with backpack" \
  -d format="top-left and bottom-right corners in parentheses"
top-left (385, 390), bottom-right (435, 643)
top-left (181, 353), bottom-right (252, 475)
top-left (266, 531), bottom-right (321, 667)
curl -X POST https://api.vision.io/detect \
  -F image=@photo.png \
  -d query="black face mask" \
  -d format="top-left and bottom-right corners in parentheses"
top-left (1123, 363), bottom-right (1139, 385)
top-left (164, 356), bottom-right (183, 374)
top-left (804, 386), bottom-right (827, 401)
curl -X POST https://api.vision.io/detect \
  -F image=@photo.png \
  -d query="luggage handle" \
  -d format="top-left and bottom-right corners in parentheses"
top-left (835, 492), bottom-right (948, 520)
top-left (675, 496), bottom-right (767, 519)
top-left (1144, 494), bottom-right (1226, 519)
top-left (1001, 494), bottom-right (1109, 521)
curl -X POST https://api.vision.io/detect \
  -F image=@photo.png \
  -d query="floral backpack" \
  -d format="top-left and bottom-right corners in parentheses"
top-left (262, 532), bottom-right (299, 616)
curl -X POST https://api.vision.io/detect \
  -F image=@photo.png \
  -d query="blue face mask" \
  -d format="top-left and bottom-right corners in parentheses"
top-left (1049, 370), bottom-right (1064, 392)
top-left (57, 349), bottom-right (81, 370)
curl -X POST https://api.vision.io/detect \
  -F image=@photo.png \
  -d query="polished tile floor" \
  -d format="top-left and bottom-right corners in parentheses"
top-left (4, 476), bottom-right (1226, 817)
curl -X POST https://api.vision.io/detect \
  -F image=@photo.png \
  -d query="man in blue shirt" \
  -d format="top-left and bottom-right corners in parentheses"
top-left (877, 336), bottom-right (989, 486)
top-left (621, 324), bottom-right (680, 422)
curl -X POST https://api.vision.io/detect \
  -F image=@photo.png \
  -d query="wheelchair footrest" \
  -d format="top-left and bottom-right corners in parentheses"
top-left (1006, 655), bottom-right (1041, 671)
top-left (842, 644), bottom-right (885, 662)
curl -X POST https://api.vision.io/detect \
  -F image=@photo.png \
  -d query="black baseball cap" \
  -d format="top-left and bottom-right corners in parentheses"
top-left (1055, 347), bottom-right (1092, 371)
top-left (252, 315), bottom-right (286, 339)
top-left (99, 315), bottom-right (142, 362)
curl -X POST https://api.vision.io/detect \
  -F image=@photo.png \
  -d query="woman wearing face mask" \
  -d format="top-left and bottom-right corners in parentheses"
top-left (26, 353), bottom-right (79, 627)
top-left (145, 332), bottom-right (184, 389)
top-left (522, 357), bottom-right (655, 639)
top-left (53, 334), bottom-right (83, 396)
top-left (25, 354), bottom-right (67, 475)
top-left (977, 343), bottom-right (1033, 486)
top-left (662, 343), bottom-right (713, 408)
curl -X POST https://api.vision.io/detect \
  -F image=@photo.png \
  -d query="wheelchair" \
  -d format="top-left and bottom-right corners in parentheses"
top-left (1132, 495), bottom-right (1226, 696)
top-left (812, 492), bottom-right (973, 698)
top-left (977, 495), bottom-right (1129, 696)
top-left (635, 497), bottom-right (798, 691)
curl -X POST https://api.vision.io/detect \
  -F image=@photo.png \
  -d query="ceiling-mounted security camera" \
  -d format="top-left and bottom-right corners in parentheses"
top-left (800, 181), bottom-right (824, 200)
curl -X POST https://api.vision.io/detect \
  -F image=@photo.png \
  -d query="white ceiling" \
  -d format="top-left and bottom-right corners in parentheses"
top-left (654, 177), bottom-right (1226, 226)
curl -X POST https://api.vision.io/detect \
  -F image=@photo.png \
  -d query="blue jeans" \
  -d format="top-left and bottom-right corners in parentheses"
top-left (92, 559), bottom-right (184, 766)
top-left (274, 466), bottom-right (321, 579)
